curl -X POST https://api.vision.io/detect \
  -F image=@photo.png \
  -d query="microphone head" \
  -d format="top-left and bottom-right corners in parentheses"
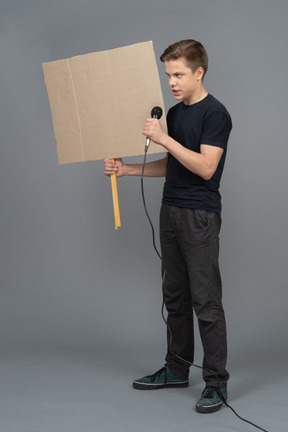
top-left (151, 106), bottom-right (163, 119)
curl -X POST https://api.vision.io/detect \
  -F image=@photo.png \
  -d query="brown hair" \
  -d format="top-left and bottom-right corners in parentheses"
top-left (160, 39), bottom-right (208, 77)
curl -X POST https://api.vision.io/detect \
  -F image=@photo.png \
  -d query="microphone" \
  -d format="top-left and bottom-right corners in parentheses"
top-left (151, 106), bottom-right (163, 119)
top-left (145, 106), bottom-right (163, 152)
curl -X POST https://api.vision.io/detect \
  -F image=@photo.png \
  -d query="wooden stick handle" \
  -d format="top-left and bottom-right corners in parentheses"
top-left (110, 160), bottom-right (121, 229)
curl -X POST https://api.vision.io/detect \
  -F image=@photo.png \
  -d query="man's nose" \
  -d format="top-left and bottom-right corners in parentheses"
top-left (169, 77), bottom-right (176, 87)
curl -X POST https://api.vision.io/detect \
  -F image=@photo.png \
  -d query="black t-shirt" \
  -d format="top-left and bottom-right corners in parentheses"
top-left (162, 94), bottom-right (232, 213)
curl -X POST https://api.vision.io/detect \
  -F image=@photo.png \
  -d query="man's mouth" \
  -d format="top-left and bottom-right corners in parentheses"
top-left (172, 90), bottom-right (181, 96)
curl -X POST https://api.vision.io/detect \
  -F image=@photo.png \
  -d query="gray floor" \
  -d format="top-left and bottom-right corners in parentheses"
top-left (0, 346), bottom-right (286, 432)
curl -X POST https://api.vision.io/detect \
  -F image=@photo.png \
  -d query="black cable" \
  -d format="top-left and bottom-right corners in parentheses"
top-left (140, 151), bottom-right (270, 432)
top-left (141, 150), bottom-right (162, 260)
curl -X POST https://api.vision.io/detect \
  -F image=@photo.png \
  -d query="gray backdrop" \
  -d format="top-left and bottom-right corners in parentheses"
top-left (0, 1), bottom-right (287, 431)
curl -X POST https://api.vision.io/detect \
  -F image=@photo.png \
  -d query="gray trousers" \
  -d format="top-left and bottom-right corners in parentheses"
top-left (160, 204), bottom-right (229, 388)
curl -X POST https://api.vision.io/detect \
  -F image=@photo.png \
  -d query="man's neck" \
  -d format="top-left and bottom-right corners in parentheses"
top-left (184, 86), bottom-right (208, 106)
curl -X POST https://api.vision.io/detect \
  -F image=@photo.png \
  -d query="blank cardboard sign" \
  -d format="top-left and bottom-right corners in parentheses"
top-left (42, 41), bottom-right (167, 165)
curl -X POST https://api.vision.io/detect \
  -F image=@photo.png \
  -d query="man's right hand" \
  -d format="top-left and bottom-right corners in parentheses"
top-left (104, 158), bottom-right (124, 178)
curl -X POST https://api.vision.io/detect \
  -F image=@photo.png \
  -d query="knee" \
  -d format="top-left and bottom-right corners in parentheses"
top-left (193, 301), bottom-right (225, 323)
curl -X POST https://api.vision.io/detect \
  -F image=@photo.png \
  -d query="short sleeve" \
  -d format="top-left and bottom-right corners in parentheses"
top-left (201, 110), bottom-right (232, 150)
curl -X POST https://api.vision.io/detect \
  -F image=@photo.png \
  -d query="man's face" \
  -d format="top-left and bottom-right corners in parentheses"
top-left (165, 57), bottom-right (201, 105)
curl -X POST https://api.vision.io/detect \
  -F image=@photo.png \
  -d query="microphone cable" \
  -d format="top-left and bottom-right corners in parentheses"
top-left (141, 149), bottom-right (162, 260)
top-left (140, 149), bottom-right (270, 432)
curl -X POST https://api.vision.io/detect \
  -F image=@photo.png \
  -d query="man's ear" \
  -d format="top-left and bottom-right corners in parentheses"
top-left (196, 67), bottom-right (205, 81)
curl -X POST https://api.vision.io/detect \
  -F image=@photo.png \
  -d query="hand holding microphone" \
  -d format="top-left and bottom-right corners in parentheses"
top-left (144, 106), bottom-right (163, 152)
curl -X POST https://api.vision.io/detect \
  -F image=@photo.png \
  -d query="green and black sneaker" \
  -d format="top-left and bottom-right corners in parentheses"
top-left (196, 386), bottom-right (227, 413)
top-left (133, 366), bottom-right (189, 390)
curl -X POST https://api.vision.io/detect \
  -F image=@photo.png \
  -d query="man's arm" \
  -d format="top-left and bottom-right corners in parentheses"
top-left (142, 119), bottom-right (223, 181)
top-left (104, 154), bottom-right (168, 178)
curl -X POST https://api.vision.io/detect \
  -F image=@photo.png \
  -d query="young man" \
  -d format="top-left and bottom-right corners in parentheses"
top-left (104, 39), bottom-right (232, 413)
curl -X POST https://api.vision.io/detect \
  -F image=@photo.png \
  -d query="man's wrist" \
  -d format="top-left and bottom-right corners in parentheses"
top-left (122, 163), bottom-right (141, 176)
top-left (160, 134), bottom-right (173, 151)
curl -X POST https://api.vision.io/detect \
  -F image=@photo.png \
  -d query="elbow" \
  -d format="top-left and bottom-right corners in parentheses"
top-left (201, 167), bottom-right (215, 181)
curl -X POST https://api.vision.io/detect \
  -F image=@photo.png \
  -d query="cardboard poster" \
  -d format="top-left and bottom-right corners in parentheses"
top-left (42, 41), bottom-right (167, 165)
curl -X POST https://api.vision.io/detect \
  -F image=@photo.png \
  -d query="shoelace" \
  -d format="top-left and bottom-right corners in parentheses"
top-left (147, 366), bottom-right (167, 383)
top-left (202, 386), bottom-right (220, 399)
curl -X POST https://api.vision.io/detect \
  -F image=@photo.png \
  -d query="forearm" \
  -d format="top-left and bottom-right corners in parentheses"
top-left (122, 155), bottom-right (168, 177)
top-left (160, 135), bottom-right (220, 181)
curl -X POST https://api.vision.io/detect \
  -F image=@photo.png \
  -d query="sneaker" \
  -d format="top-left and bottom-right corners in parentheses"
top-left (196, 386), bottom-right (227, 413)
top-left (133, 366), bottom-right (189, 390)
